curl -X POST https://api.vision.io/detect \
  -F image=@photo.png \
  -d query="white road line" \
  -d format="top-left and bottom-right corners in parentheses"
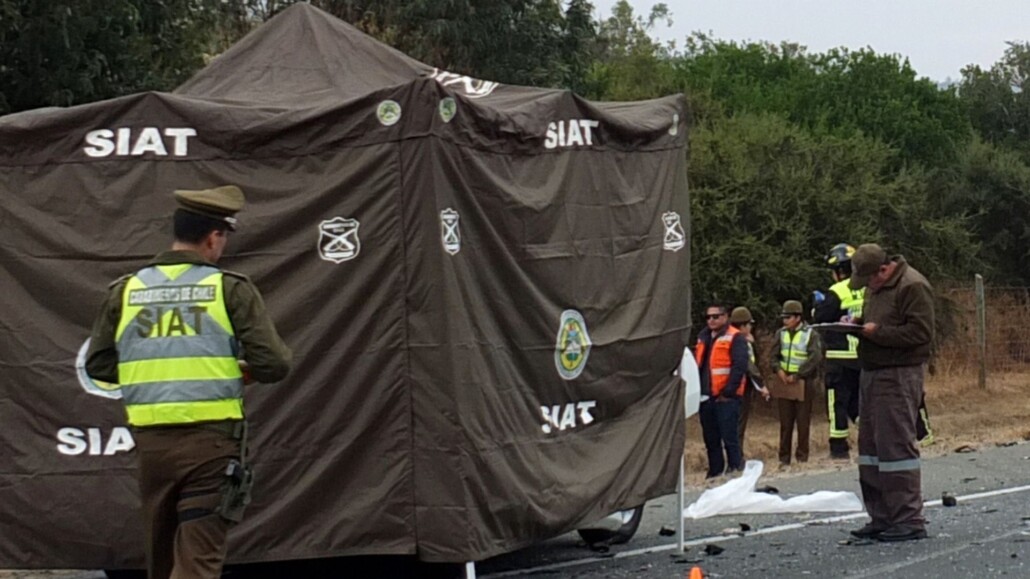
top-left (481, 483), bottom-right (1030, 578)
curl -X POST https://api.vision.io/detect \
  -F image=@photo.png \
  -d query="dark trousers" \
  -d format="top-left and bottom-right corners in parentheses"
top-left (700, 397), bottom-right (742, 477)
top-left (134, 425), bottom-right (241, 579)
top-left (858, 365), bottom-right (925, 531)
top-left (826, 364), bottom-right (861, 455)
top-left (777, 381), bottom-right (813, 464)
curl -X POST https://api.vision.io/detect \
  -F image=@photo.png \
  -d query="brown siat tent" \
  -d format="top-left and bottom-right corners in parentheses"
top-left (0, 3), bottom-right (689, 568)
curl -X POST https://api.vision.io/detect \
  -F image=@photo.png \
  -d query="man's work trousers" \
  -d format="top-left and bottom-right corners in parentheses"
top-left (700, 397), bottom-right (742, 478)
top-left (826, 364), bottom-right (861, 455)
top-left (134, 425), bottom-right (241, 579)
top-left (777, 393), bottom-right (813, 464)
top-left (858, 365), bottom-right (926, 531)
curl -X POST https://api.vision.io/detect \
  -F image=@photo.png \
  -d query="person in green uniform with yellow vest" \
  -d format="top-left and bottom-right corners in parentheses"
top-left (769, 300), bottom-right (823, 466)
top-left (85, 185), bottom-right (291, 579)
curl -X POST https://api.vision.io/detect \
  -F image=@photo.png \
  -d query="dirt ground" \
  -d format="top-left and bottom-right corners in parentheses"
top-left (683, 370), bottom-right (1030, 485)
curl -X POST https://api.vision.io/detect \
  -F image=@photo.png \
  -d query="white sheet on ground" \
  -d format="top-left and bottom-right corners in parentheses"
top-left (683, 460), bottom-right (864, 519)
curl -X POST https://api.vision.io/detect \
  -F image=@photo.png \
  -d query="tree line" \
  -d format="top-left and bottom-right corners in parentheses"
top-left (2, 0), bottom-right (1028, 324)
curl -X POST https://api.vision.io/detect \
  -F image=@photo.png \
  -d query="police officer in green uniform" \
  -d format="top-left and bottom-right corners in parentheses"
top-left (85, 185), bottom-right (291, 579)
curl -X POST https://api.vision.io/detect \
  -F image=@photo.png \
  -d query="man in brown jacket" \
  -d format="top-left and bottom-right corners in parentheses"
top-left (848, 244), bottom-right (934, 543)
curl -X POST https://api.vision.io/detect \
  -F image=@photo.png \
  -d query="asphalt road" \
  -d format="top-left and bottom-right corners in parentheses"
top-left (9, 442), bottom-right (1030, 578)
top-left (478, 441), bottom-right (1030, 578)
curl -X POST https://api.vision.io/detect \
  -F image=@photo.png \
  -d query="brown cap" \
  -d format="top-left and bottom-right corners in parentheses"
top-left (174, 185), bottom-right (245, 230)
top-left (730, 307), bottom-right (753, 324)
top-left (780, 300), bottom-right (804, 316)
top-left (849, 243), bottom-right (888, 289)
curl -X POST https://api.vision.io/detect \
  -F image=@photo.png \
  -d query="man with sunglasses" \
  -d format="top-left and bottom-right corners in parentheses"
top-left (847, 243), bottom-right (934, 543)
top-left (694, 304), bottom-right (750, 479)
top-left (86, 186), bottom-right (292, 578)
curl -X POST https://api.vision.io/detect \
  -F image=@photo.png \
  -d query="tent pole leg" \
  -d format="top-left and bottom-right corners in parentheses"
top-left (464, 561), bottom-right (477, 579)
top-left (677, 455), bottom-right (685, 552)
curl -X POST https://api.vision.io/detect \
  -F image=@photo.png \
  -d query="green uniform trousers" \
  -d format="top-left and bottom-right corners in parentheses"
top-left (134, 424), bottom-right (240, 579)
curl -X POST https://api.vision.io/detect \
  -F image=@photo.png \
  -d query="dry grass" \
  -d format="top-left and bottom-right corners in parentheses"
top-left (682, 370), bottom-right (1030, 486)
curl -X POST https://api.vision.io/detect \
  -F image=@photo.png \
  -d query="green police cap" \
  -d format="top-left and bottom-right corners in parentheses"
top-left (849, 243), bottom-right (889, 289)
top-left (780, 300), bottom-right (804, 316)
top-left (174, 185), bottom-right (245, 230)
top-left (730, 307), bottom-right (753, 324)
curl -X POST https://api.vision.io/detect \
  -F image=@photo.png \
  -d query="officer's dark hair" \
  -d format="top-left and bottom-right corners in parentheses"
top-left (173, 209), bottom-right (228, 244)
top-left (705, 303), bottom-right (728, 316)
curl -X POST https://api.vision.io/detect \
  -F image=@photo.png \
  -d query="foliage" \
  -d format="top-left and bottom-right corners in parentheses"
top-left (938, 138), bottom-right (1030, 285)
top-left (676, 37), bottom-right (973, 169)
top-left (960, 42), bottom-right (1030, 158)
top-left (0, 0), bottom-right (232, 114)
top-left (689, 112), bottom-right (979, 323)
top-left (1, 0), bottom-right (1028, 309)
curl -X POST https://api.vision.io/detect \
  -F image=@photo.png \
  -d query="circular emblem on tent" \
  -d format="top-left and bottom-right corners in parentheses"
top-left (377, 100), bottom-right (402, 126)
top-left (669, 113), bottom-right (680, 136)
top-left (439, 97), bottom-right (457, 123)
top-left (555, 310), bottom-right (591, 380)
top-left (75, 339), bottom-right (122, 400)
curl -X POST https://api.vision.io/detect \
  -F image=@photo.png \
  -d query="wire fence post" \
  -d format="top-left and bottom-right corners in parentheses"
top-left (975, 273), bottom-right (987, 390)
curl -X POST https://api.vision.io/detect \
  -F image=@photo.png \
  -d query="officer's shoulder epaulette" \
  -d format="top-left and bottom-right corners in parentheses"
top-left (221, 269), bottom-right (252, 283)
top-left (107, 273), bottom-right (133, 289)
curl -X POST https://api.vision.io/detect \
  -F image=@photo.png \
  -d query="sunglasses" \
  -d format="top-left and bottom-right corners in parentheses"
top-left (705, 313), bottom-right (725, 320)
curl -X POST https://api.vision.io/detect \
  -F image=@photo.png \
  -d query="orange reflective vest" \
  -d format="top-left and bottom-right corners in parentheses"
top-left (694, 326), bottom-right (747, 397)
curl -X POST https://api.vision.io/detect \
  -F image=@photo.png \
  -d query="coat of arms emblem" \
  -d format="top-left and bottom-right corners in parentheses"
top-left (555, 309), bottom-right (591, 380)
top-left (376, 100), bottom-right (402, 126)
top-left (440, 208), bottom-right (461, 255)
top-left (439, 98), bottom-right (457, 123)
top-left (318, 217), bottom-right (361, 263)
top-left (662, 211), bottom-right (686, 252)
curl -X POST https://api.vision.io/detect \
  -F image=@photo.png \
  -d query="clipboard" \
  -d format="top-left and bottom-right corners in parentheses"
top-left (810, 322), bottom-right (864, 334)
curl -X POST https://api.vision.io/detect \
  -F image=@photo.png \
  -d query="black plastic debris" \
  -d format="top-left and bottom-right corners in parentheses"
top-left (659, 526), bottom-right (676, 537)
top-left (704, 544), bottom-right (725, 556)
top-left (942, 492), bottom-right (958, 507)
top-left (755, 485), bottom-right (779, 494)
top-left (739, 523), bottom-right (752, 532)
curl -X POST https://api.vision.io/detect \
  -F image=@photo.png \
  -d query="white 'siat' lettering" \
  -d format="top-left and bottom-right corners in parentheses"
top-left (544, 119), bottom-right (600, 149)
top-left (540, 400), bottom-right (597, 434)
top-left (83, 127), bottom-right (197, 158)
top-left (56, 427), bottom-right (135, 456)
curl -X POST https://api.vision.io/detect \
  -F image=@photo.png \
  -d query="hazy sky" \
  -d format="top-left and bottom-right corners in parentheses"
top-left (595, 0), bottom-right (1030, 81)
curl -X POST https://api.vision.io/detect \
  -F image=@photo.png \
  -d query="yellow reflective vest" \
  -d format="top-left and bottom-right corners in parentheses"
top-left (826, 279), bottom-right (864, 360)
top-left (778, 326), bottom-right (813, 374)
top-left (115, 263), bottom-right (244, 426)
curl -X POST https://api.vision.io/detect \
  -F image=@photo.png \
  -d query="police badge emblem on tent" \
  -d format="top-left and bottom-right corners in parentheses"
top-left (318, 217), bottom-right (361, 263)
top-left (555, 310), bottom-right (591, 380)
top-left (662, 211), bottom-right (685, 252)
top-left (440, 208), bottom-right (461, 254)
